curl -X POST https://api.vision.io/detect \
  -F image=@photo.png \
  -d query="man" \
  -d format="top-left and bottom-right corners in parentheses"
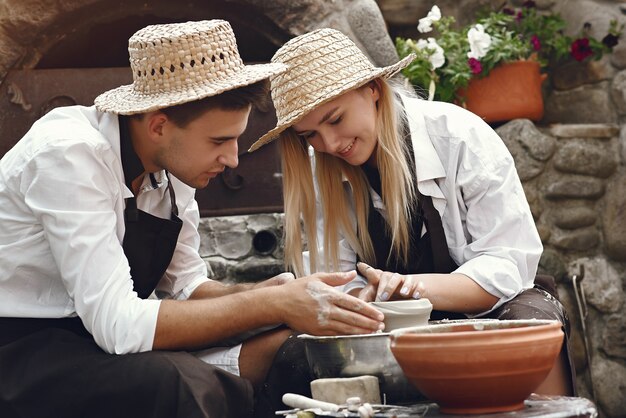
top-left (0, 20), bottom-right (384, 418)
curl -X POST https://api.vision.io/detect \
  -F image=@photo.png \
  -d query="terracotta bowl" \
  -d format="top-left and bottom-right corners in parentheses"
top-left (370, 299), bottom-right (432, 331)
top-left (389, 319), bottom-right (564, 414)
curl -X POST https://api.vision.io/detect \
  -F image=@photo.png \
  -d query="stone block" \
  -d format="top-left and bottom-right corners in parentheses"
top-left (375, 0), bottom-right (427, 26)
top-left (611, 35), bottom-right (626, 69)
top-left (621, 126), bottom-right (626, 166)
top-left (552, 205), bottom-right (597, 229)
top-left (544, 82), bottom-right (617, 124)
top-left (538, 248), bottom-right (567, 282)
top-left (543, 175), bottom-right (605, 200)
top-left (551, 227), bottom-right (600, 251)
top-left (496, 119), bottom-right (555, 181)
top-left (311, 376), bottom-right (381, 405)
top-left (568, 257), bottom-right (624, 313)
top-left (549, 124), bottom-right (619, 139)
top-left (215, 230), bottom-right (253, 259)
top-left (603, 172), bottom-right (626, 261)
top-left (552, 56), bottom-right (615, 91)
top-left (230, 256), bottom-right (285, 282)
top-left (591, 357), bottom-right (626, 417)
top-left (610, 69), bottom-right (626, 115)
top-left (553, 139), bottom-right (618, 178)
top-left (347, 0), bottom-right (400, 66)
top-left (497, 119), bottom-right (556, 161)
top-left (205, 216), bottom-right (247, 232)
top-left (247, 213), bottom-right (281, 232)
top-left (602, 314), bottom-right (626, 359)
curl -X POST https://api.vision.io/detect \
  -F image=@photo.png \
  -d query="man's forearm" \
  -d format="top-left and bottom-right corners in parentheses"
top-left (153, 286), bottom-right (283, 350)
top-left (189, 280), bottom-right (254, 299)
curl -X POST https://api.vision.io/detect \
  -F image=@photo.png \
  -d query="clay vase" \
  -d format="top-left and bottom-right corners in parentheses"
top-left (461, 60), bottom-right (547, 123)
top-left (389, 319), bottom-right (564, 414)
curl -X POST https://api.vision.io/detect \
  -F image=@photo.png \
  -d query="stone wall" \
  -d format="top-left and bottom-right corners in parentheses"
top-left (496, 120), bottom-right (625, 416)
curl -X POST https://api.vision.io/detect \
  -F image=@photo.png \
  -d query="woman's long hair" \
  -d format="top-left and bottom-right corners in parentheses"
top-left (279, 78), bottom-right (417, 277)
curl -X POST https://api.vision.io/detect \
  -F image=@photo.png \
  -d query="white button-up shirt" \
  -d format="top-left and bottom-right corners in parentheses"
top-left (0, 106), bottom-right (210, 354)
top-left (307, 96), bottom-right (542, 315)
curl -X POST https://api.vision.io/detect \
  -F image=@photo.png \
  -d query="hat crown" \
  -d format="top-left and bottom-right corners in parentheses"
top-left (269, 28), bottom-right (376, 124)
top-left (128, 20), bottom-right (244, 94)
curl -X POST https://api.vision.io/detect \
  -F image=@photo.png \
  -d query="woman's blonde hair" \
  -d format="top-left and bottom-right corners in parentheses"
top-left (279, 78), bottom-right (417, 277)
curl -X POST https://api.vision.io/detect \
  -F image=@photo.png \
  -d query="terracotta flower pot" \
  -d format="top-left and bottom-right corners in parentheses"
top-left (462, 60), bottom-right (547, 123)
top-left (389, 319), bottom-right (564, 415)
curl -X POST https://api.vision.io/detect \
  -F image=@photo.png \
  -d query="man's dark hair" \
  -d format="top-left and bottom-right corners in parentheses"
top-left (136, 79), bottom-right (270, 127)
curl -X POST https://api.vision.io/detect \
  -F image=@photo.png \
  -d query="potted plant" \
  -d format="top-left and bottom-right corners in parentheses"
top-left (396, 1), bottom-right (623, 123)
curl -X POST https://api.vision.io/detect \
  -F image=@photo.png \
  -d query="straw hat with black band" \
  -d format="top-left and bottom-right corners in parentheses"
top-left (95, 19), bottom-right (286, 115)
top-left (248, 28), bottom-right (416, 152)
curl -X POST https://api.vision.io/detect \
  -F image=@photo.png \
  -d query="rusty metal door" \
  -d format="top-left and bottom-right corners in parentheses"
top-left (0, 68), bottom-right (283, 216)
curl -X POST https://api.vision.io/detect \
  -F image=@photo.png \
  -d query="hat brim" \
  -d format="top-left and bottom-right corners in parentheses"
top-left (248, 53), bottom-right (415, 153)
top-left (95, 62), bottom-right (286, 115)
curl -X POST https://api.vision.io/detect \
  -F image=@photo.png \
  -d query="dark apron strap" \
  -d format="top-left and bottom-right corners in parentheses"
top-left (420, 194), bottom-right (459, 273)
top-left (119, 116), bottom-right (183, 299)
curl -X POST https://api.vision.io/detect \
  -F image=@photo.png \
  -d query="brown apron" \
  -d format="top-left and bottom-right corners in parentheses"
top-left (0, 115), bottom-right (254, 418)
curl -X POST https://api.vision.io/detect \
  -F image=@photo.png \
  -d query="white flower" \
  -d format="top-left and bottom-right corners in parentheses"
top-left (418, 5), bottom-right (441, 33)
top-left (416, 38), bottom-right (445, 69)
top-left (467, 24), bottom-right (492, 59)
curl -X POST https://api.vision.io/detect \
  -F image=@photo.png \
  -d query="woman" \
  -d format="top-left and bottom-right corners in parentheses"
top-left (249, 28), bottom-right (575, 404)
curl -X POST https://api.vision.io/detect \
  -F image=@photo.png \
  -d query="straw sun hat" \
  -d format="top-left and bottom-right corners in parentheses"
top-left (95, 20), bottom-right (286, 115)
top-left (248, 28), bottom-right (415, 152)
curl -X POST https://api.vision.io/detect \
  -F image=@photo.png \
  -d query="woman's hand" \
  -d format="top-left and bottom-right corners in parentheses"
top-left (356, 262), bottom-right (425, 302)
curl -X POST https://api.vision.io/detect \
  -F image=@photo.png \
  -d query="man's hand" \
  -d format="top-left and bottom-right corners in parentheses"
top-left (278, 271), bottom-right (384, 336)
top-left (356, 262), bottom-right (425, 302)
top-left (252, 272), bottom-right (295, 289)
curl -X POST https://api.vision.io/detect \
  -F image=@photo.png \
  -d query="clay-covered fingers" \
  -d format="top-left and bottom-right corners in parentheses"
top-left (357, 283), bottom-right (376, 302)
top-left (398, 275), bottom-right (419, 298)
top-left (376, 271), bottom-right (404, 301)
top-left (324, 293), bottom-right (385, 334)
top-left (295, 278), bottom-right (384, 336)
top-left (356, 262), bottom-right (382, 285)
top-left (314, 270), bottom-right (358, 287)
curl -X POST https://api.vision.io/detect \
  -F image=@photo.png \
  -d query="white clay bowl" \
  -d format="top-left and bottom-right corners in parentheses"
top-left (370, 299), bottom-right (432, 331)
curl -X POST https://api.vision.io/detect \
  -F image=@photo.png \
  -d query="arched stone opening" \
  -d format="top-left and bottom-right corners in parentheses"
top-left (0, 0), bottom-right (398, 76)
top-left (29, 0), bottom-right (286, 69)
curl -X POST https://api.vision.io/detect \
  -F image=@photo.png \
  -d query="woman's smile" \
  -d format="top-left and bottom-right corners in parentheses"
top-left (338, 138), bottom-right (357, 158)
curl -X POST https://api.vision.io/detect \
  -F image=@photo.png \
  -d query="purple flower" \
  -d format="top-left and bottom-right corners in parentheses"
top-left (602, 33), bottom-right (619, 48)
top-left (468, 58), bottom-right (483, 74)
top-left (570, 38), bottom-right (593, 61)
top-left (502, 8), bottom-right (515, 15)
top-left (522, 1), bottom-right (536, 8)
top-left (530, 34), bottom-right (541, 51)
top-left (516, 11), bottom-right (523, 22)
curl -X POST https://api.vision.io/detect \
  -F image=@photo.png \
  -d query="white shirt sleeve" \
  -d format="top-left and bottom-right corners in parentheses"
top-left (450, 132), bottom-right (541, 313)
top-left (21, 139), bottom-right (160, 354)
